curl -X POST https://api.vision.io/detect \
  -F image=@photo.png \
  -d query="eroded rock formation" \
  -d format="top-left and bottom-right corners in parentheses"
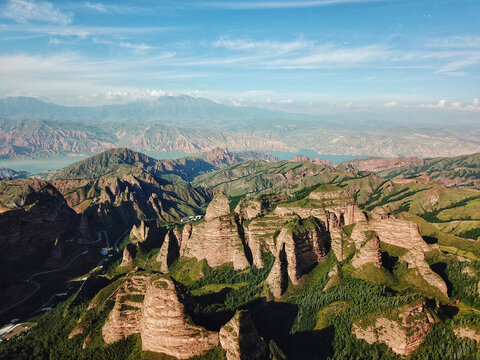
top-left (156, 229), bottom-right (181, 273)
top-left (219, 310), bottom-right (268, 360)
top-left (351, 234), bottom-right (382, 269)
top-left (120, 243), bottom-right (137, 267)
top-left (350, 219), bottom-right (448, 297)
top-left (205, 191), bottom-right (231, 220)
top-left (353, 299), bottom-right (436, 356)
top-left (140, 277), bottom-right (219, 358)
top-left (102, 273), bottom-right (218, 358)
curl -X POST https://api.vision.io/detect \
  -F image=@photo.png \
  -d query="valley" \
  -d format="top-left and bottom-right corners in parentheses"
top-left (0, 148), bottom-right (480, 359)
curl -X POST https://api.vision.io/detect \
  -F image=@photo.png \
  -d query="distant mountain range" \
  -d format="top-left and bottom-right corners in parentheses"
top-left (1, 95), bottom-right (480, 158)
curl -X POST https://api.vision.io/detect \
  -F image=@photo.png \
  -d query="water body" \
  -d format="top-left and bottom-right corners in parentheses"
top-left (266, 149), bottom-right (366, 163)
top-left (0, 149), bottom-right (365, 174)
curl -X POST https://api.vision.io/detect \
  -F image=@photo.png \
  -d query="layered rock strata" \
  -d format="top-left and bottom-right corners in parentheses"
top-left (353, 299), bottom-right (435, 356)
top-left (156, 229), bottom-right (181, 273)
top-left (205, 192), bottom-right (231, 220)
top-left (274, 188), bottom-right (366, 231)
top-left (350, 219), bottom-right (448, 297)
top-left (267, 217), bottom-right (330, 296)
top-left (219, 310), bottom-right (268, 360)
top-left (351, 235), bottom-right (382, 269)
top-left (102, 274), bottom-right (148, 343)
top-left (102, 274), bottom-right (218, 358)
top-left (140, 278), bottom-right (219, 358)
top-left (246, 214), bottom-right (295, 268)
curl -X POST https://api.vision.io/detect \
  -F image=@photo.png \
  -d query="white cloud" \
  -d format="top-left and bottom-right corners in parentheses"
top-left (420, 99), bottom-right (480, 112)
top-left (384, 101), bottom-right (398, 108)
top-left (280, 98), bottom-right (294, 104)
top-left (421, 99), bottom-right (447, 109)
top-left (77, 89), bottom-right (168, 103)
top-left (3, 0), bottom-right (73, 25)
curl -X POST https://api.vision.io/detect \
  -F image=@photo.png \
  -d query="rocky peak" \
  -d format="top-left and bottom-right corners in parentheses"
top-left (120, 243), bottom-right (137, 267)
top-left (205, 191), bottom-right (231, 220)
top-left (156, 229), bottom-right (181, 273)
top-left (353, 299), bottom-right (436, 356)
top-left (140, 277), bottom-right (219, 358)
top-left (219, 310), bottom-right (268, 360)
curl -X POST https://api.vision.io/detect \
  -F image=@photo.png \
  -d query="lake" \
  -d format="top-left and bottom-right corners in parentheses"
top-left (0, 149), bottom-right (364, 174)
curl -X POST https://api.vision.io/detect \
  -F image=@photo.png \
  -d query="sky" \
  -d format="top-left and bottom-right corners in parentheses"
top-left (0, 0), bottom-right (479, 115)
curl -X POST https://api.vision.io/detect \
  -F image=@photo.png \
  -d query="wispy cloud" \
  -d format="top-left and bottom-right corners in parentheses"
top-left (203, 0), bottom-right (384, 10)
top-left (3, 0), bottom-right (73, 25)
top-left (82, 2), bottom-right (143, 15)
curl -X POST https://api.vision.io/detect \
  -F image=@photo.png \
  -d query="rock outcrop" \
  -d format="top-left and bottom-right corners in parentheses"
top-left (205, 192), bottom-right (231, 220)
top-left (350, 219), bottom-right (448, 297)
top-left (156, 229), bottom-right (181, 273)
top-left (453, 326), bottom-right (480, 342)
top-left (102, 273), bottom-right (218, 358)
top-left (267, 217), bottom-right (329, 296)
top-left (351, 234), bottom-right (382, 269)
top-left (219, 310), bottom-right (268, 360)
top-left (181, 213), bottom-right (249, 270)
top-left (102, 274), bottom-right (148, 344)
top-left (267, 245), bottom-right (288, 298)
top-left (120, 243), bottom-right (137, 267)
top-left (353, 299), bottom-right (436, 356)
top-left (140, 277), bottom-right (219, 358)
top-left (274, 187), bottom-right (366, 231)
top-left (246, 214), bottom-right (295, 268)
top-left (275, 217), bottom-right (329, 285)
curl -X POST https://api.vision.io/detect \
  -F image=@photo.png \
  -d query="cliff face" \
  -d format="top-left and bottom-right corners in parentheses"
top-left (350, 219), bottom-right (448, 297)
top-left (275, 187), bottom-right (366, 232)
top-left (180, 193), bottom-right (250, 270)
top-left (102, 274), bottom-right (218, 358)
top-left (353, 300), bottom-right (436, 356)
top-left (351, 235), bottom-right (382, 269)
top-left (156, 229), bottom-right (181, 273)
top-left (219, 310), bottom-right (268, 360)
top-left (246, 214), bottom-right (295, 268)
top-left (180, 214), bottom-right (249, 270)
top-left (267, 217), bottom-right (329, 296)
top-left (140, 278), bottom-right (219, 358)
top-left (102, 274), bottom-right (148, 344)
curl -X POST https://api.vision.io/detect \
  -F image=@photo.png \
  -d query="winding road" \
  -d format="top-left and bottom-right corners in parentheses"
top-left (0, 229), bottom-right (113, 316)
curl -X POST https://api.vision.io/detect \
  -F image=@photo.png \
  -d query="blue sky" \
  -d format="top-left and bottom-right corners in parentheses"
top-left (0, 0), bottom-right (479, 114)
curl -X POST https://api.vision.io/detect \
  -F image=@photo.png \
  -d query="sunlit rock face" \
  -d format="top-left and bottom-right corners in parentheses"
top-left (353, 299), bottom-right (436, 356)
top-left (350, 219), bottom-right (448, 298)
top-left (102, 274), bottom-right (218, 358)
top-left (180, 192), bottom-right (250, 270)
top-left (140, 278), bottom-right (219, 358)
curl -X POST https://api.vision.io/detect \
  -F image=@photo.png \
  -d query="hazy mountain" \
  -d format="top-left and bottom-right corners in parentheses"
top-left (0, 167), bottom-right (27, 179)
top-left (0, 95), bottom-right (308, 131)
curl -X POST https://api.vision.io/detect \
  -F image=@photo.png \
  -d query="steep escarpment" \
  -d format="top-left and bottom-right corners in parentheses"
top-left (267, 217), bottom-right (330, 297)
top-left (275, 185), bottom-right (366, 231)
top-left (102, 274), bottom-right (219, 358)
top-left (353, 299), bottom-right (436, 356)
top-left (350, 219), bottom-right (448, 297)
top-left (140, 277), bottom-right (219, 358)
top-left (179, 192), bottom-right (250, 270)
